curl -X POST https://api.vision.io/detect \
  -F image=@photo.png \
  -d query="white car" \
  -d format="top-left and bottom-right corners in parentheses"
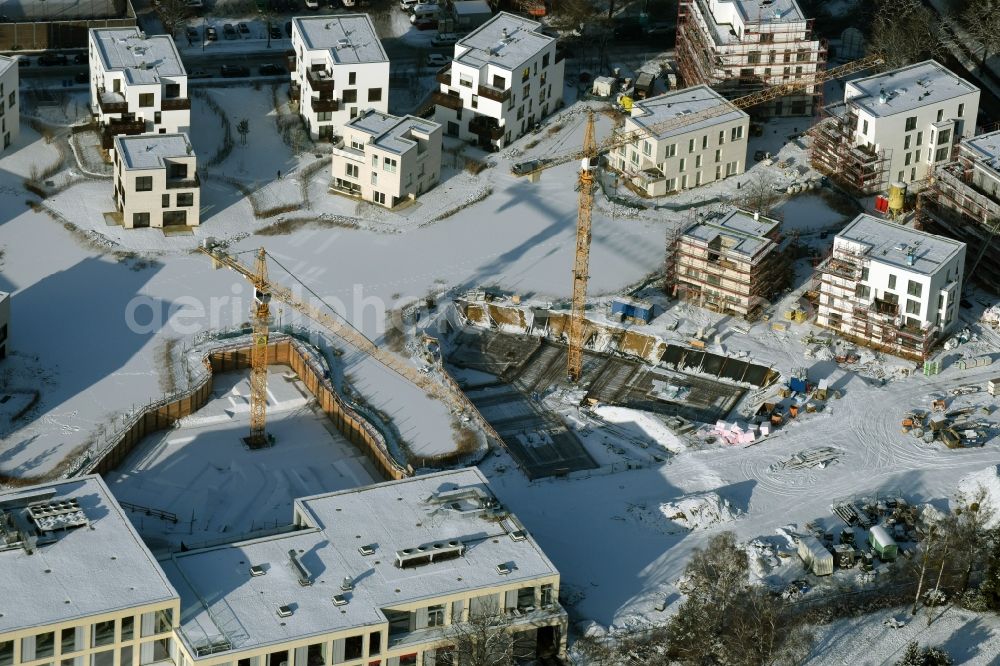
top-left (426, 53), bottom-right (450, 67)
top-left (399, 0), bottom-right (418, 10)
top-left (305, 0), bottom-right (319, 8)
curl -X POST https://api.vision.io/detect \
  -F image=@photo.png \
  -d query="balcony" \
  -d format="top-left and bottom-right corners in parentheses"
top-left (101, 119), bottom-right (146, 149)
top-left (286, 50), bottom-right (297, 72)
top-left (166, 173), bottom-right (200, 189)
top-left (468, 115), bottom-right (504, 140)
top-left (332, 142), bottom-right (364, 162)
top-left (432, 91), bottom-right (464, 111)
top-left (161, 97), bottom-right (191, 111)
top-left (311, 97), bottom-right (339, 112)
top-left (435, 66), bottom-right (451, 86)
top-left (306, 69), bottom-right (335, 92)
top-left (477, 82), bottom-right (510, 103)
top-left (97, 89), bottom-right (127, 114)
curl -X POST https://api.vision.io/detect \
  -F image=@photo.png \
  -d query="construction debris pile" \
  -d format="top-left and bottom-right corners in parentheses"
top-left (901, 394), bottom-right (992, 449)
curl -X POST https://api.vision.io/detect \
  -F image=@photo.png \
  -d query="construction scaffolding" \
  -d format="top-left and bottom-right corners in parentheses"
top-left (810, 104), bottom-right (892, 195)
top-left (920, 157), bottom-right (1000, 292)
top-left (815, 246), bottom-right (938, 360)
top-left (676, 0), bottom-right (827, 118)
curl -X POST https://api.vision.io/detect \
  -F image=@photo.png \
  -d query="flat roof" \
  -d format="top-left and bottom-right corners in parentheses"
top-left (836, 214), bottom-right (966, 276)
top-left (454, 0), bottom-right (491, 15)
top-left (0, 55), bottom-right (15, 78)
top-left (0, 476), bottom-right (178, 634)
top-left (721, 0), bottom-right (805, 22)
top-left (964, 130), bottom-right (1000, 173)
top-left (347, 110), bottom-right (440, 154)
top-left (293, 15), bottom-right (388, 64)
top-left (454, 12), bottom-right (554, 71)
top-left (846, 60), bottom-right (979, 119)
top-left (168, 468), bottom-right (558, 656)
top-left (115, 133), bottom-right (193, 169)
top-left (628, 85), bottom-right (748, 141)
top-left (683, 209), bottom-right (779, 258)
top-left (91, 28), bottom-right (186, 84)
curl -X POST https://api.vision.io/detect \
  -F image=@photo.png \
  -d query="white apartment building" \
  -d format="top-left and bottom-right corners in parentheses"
top-left (0, 55), bottom-right (19, 152)
top-left (88, 28), bottom-right (190, 151)
top-left (812, 60), bottom-right (980, 194)
top-left (610, 85), bottom-right (749, 196)
top-left (433, 12), bottom-right (564, 150)
top-left (113, 133), bottom-right (200, 228)
top-left (289, 15), bottom-right (390, 141)
top-left (0, 476), bottom-right (181, 666)
top-left (3, 469), bottom-right (567, 666)
top-left (676, 0), bottom-right (826, 117)
top-left (331, 109), bottom-right (443, 208)
top-left (816, 214), bottom-right (966, 360)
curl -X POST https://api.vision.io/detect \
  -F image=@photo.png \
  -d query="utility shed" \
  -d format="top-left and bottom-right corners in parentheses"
top-left (869, 525), bottom-right (898, 561)
top-left (798, 535), bottom-right (834, 576)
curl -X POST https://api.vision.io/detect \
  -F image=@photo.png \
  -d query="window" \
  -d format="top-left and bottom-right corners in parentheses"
top-left (695, 155), bottom-right (702, 168)
top-left (120, 647), bottom-right (133, 666)
top-left (26, 632), bottom-right (56, 660)
top-left (317, 111), bottom-right (332, 122)
top-left (371, 172), bottom-right (377, 185)
top-left (542, 53), bottom-right (550, 67)
top-left (904, 152), bottom-right (911, 166)
top-left (91, 652), bottom-right (113, 666)
top-left (937, 293), bottom-right (945, 310)
top-left (521, 67), bottom-right (530, 81)
top-left (888, 274), bottom-right (896, 290)
top-left (345, 163), bottom-right (358, 178)
top-left (61, 629), bottom-right (82, 654)
top-left (369, 632), bottom-right (382, 656)
top-left (935, 147), bottom-right (949, 162)
top-left (731, 125), bottom-right (744, 141)
top-left (344, 637), bottom-right (363, 661)
top-left (905, 299), bottom-right (920, 315)
top-left (368, 88), bottom-right (382, 102)
top-left (0, 642), bottom-right (10, 666)
top-left (666, 143), bottom-right (676, 157)
top-left (458, 75), bottom-right (472, 88)
top-left (630, 149), bottom-right (639, 166)
top-left (471, 94), bottom-right (478, 109)
top-left (916, 131), bottom-right (923, 146)
top-left (747, 51), bottom-right (760, 64)
top-left (348, 71), bottom-right (356, 85)
top-left (718, 130), bottom-right (725, 144)
top-left (138, 93), bottom-right (154, 107)
top-left (715, 165), bottom-right (721, 179)
top-left (8, 91), bottom-right (15, 108)
top-left (861, 267), bottom-right (869, 281)
top-left (907, 280), bottom-right (922, 297)
top-left (714, 149), bottom-right (721, 163)
top-left (383, 157), bottom-right (397, 173)
top-left (400, 656), bottom-right (417, 666)
top-left (702, 135), bottom-right (708, 149)
top-left (855, 284), bottom-right (871, 299)
top-left (168, 163), bottom-right (187, 179)
top-left (936, 109), bottom-right (943, 122)
top-left (862, 119), bottom-right (868, 135)
top-left (135, 176), bottom-right (153, 191)
top-left (688, 138), bottom-right (695, 153)
top-left (139, 639), bottom-right (171, 666)
top-left (958, 102), bottom-right (965, 117)
top-left (177, 193), bottom-right (194, 207)
top-left (904, 135), bottom-right (911, 150)
top-left (427, 604), bottom-right (446, 627)
top-left (161, 194), bottom-right (170, 208)
top-left (725, 160), bottom-right (738, 176)
top-left (540, 583), bottom-right (554, 606)
top-left (342, 89), bottom-right (357, 103)
top-left (938, 129), bottom-right (951, 145)
top-left (679, 158), bottom-right (686, 172)
top-left (665, 178), bottom-right (676, 191)
top-left (905, 116), bottom-right (917, 132)
top-left (642, 140), bottom-right (651, 156)
top-left (141, 609), bottom-right (172, 637)
top-left (374, 190), bottom-right (386, 205)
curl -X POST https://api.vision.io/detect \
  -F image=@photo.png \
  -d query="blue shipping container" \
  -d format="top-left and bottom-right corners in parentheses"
top-left (611, 298), bottom-right (654, 323)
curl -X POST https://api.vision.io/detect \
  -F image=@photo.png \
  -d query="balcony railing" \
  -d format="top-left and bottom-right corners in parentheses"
top-left (166, 173), bottom-right (200, 189)
top-left (436, 66), bottom-right (451, 86)
top-left (101, 119), bottom-right (147, 149)
top-left (311, 97), bottom-right (339, 112)
top-left (477, 82), bottom-right (510, 103)
top-left (432, 91), bottom-right (464, 111)
top-left (97, 90), bottom-right (127, 114)
top-left (306, 69), bottom-right (335, 92)
top-left (468, 116), bottom-right (503, 140)
top-left (161, 97), bottom-right (191, 111)
top-left (286, 50), bottom-right (297, 72)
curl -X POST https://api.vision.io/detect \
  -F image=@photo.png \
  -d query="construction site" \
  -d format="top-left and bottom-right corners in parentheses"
top-left (675, 0), bottom-right (828, 118)
top-left (810, 103), bottom-right (892, 196)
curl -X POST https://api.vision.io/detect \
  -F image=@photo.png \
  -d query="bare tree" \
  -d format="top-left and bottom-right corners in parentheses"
top-left (868, 0), bottom-right (943, 71)
top-left (961, 0), bottom-right (1000, 65)
top-left (157, 0), bottom-right (191, 37)
top-left (737, 170), bottom-right (780, 216)
top-left (722, 588), bottom-right (813, 666)
top-left (446, 599), bottom-right (536, 666)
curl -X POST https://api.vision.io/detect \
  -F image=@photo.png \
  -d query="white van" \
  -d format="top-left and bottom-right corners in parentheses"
top-left (410, 4), bottom-right (438, 20)
top-left (399, 0), bottom-right (418, 10)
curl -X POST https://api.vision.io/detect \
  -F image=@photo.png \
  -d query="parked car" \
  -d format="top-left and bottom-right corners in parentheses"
top-left (410, 9), bottom-right (437, 23)
top-left (305, 0), bottom-right (319, 8)
top-left (284, 21), bottom-right (293, 37)
top-left (259, 63), bottom-right (285, 75)
top-left (430, 32), bottom-right (459, 47)
top-left (269, 24), bottom-right (282, 39)
top-left (37, 53), bottom-right (69, 66)
top-left (411, 1), bottom-right (438, 14)
top-left (341, 0), bottom-right (356, 6)
top-left (238, 22), bottom-right (250, 34)
top-left (223, 23), bottom-right (238, 39)
top-left (399, 0), bottom-right (418, 10)
top-left (413, 16), bottom-right (437, 30)
top-left (206, 26), bottom-right (219, 41)
top-left (220, 64), bottom-right (250, 77)
top-left (186, 26), bottom-right (200, 41)
top-left (425, 53), bottom-right (450, 67)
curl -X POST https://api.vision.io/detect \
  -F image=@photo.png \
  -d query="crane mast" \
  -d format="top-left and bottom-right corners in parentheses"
top-left (249, 248), bottom-right (271, 448)
top-left (567, 112), bottom-right (598, 382)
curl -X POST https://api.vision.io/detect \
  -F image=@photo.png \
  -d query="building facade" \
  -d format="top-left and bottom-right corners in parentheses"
top-left (88, 28), bottom-right (190, 151)
top-left (676, 0), bottom-right (826, 117)
top-left (0, 477), bottom-right (181, 666)
top-left (921, 130), bottom-right (1000, 292)
top-left (670, 208), bottom-right (786, 319)
top-left (3, 470), bottom-right (567, 666)
top-left (815, 214), bottom-right (966, 360)
top-left (113, 134), bottom-right (200, 228)
top-left (289, 15), bottom-right (390, 141)
top-left (0, 56), bottom-right (19, 153)
top-left (610, 85), bottom-right (749, 196)
top-left (811, 60), bottom-right (981, 195)
top-left (433, 12), bottom-right (564, 150)
top-left (331, 110), bottom-right (443, 208)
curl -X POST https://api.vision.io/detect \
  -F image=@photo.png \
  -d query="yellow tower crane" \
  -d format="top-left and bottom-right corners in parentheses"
top-left (248, 248), bottom-right (271, 448)
top-left (524, 55), bottom-right (885, 382)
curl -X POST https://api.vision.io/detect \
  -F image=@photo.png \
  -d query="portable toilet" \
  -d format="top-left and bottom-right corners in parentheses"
top-left (798, 535), bottom-right (834, 576)
top-left (869, 525), bottom-right (898, 561)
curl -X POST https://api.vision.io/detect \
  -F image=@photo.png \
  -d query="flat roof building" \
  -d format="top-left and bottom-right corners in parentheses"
top-left (670, 208), bottom-right (786, 319)
top-left (113, 133), bottom-right (200, 228)
top-left (0, 56), bottom-right (19, 154)
top-left (816, 214), bottom-right (965, 359)
top-left (611, 85), bottom-right (749, 196)
top-left (289, 15), bottom-right (390, 141)
top-left (812, 60), bottom-right (980, 194)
